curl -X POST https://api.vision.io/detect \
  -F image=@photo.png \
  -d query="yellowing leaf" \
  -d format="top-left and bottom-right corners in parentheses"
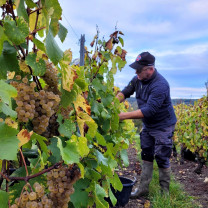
top-left (17, 129), bottom-right (33, 147)
top-left (63, 49), bottom-right (72, 64)
top-left (29, 11), bottom-right (37, 32)
top-left (62, 65), bottom-right (78, 92)
top-left (73, 94), bottom-right (91, 115)
top-left (77, 112), bottom-right (97, 137)
top-left (19, 60), bottom-right (30, 73)
top-left (7, 71), bottom-right (15, 79)
top-left (5, 117), bottom-right (18, 129)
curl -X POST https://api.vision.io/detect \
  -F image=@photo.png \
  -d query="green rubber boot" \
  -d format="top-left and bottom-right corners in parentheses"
top-left (159, 167), bottom-right (171, 195)
top-left (130, 161), bottom-right (153, 199)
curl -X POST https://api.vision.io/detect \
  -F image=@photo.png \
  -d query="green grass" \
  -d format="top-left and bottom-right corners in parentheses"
top-left (132, 136), bottom-right (200, 208)
top-left (148, 162), bottom-right (199, 208)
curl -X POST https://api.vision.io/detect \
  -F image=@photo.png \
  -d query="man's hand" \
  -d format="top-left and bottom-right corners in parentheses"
top-left (118, 109), bottom-right (144, 121)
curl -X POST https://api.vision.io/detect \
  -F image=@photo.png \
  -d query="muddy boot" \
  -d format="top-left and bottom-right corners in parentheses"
top-left (159, 167), bottom-right (171, 195)
top-left (130, 161), bottom-right (153, 199)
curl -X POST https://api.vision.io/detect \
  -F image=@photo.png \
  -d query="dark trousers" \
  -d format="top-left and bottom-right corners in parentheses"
top-left (140, 125), bottom-right (175, 168)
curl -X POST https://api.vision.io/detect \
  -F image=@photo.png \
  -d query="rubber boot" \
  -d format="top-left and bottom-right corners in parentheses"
top-left (159, 167), bottom-right (171, 195)
top-left (130, 161), bottom-right (153, 198)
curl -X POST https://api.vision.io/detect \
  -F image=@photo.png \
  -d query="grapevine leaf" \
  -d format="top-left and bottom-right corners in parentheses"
top-left (46, 29), bottom-right (63, 65)
top-left (0, 27), bottom-right (7, 55)
top-left (45, 0), bottom-right (62, 36)
top-left (32, 38), bottom-right (46, 52)
top-left (0, 80), bottom-right (17, 105)
top-left (0, 122), bottom-right (19, 160)
top-left (77, 112), bottom-right (97, 138)
top-left (25, 0), bottom-right (37, 8)
top-left (96, 132), bottom-right (107, 146)
top-left (109, 186), bottom-right (117, 206)
top-left (94, 183), bottom-right (108, 208)
top-left (110, 173), bottom-right (123, 191)
top-left (4, 16), bottom-right (29, 45)
top-left (100, 92), bottom-right (114, 107)
top-left (118, 36), bottom-right (124, 47)
top-left (58, 21), bottom-right (68, 43)
top-left (5, 117), bottom-right (18, 129)
top-left (111, 113), bottom-right (119, 131)
top-left (17, 129), bottom-right (33, 147)
top-left (31, 133), bottom-right (49, 156)
top-left (0, 190), bottom-right (9, 208)
top-left (25, 53), bottom-right (46, 76)
top-left (94, 150), bottom-right (108, 166)
top-left (0, 102), bottom-right (17, 118)
top-left (29, 11), bottom-right (37, 32)
top-left (0, 0), bottom-right (6, 6)
top-left (56, 137), bottom-right (80, 164)
top-left (48, 137), bottom-right (61, 164)
top-left (71, 178), bottom-right (90, 208)
top-left (73, 94), bottom-right (91, 116)
top-left (0, 42), bottom-right (19, 79)
top-left (60, 87), bottom-right (78, 108)
top-left (57, 114), bottom-right (76, 138)
top-left (62, 65), bottom-right (78, 92)
top-left (120, 149), bottom-right (129, 167)
top-left (63, 49), bottom-right (72, 64)
top-left (92, 78), bottom-right (107, 92)
top-left (16, 0), bottom-right (29, 22)
top-left (71, 135), bottom-right (89, 157)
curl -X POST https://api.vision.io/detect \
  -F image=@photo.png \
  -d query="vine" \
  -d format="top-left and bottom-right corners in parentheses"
top-left (0, 0), bottom-right (136, 208)
top-left (173, 95), bottom-right (208, 159)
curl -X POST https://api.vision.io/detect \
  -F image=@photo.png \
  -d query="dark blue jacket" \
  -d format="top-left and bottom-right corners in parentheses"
top-left (121, 69), bottom-right (177, 129)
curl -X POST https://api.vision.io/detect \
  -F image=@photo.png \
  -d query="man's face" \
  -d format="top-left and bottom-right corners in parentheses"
top-left (135, 66), bottom-right (151, 80)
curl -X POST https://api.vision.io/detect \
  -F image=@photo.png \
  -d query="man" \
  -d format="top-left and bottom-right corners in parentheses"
top-left (117, 51), bottom-right (177, 198)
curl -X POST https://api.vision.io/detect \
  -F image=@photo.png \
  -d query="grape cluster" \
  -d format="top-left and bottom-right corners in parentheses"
top-left (60, 106), bottom-right (74, 119)
top-left (32, 90), bottom-right (60, 135)
top-left (10, 182), bottom-right (53, 208)
top-left (12, 76), bottom-right (60, 135)
top-left (12, 77), bottom-right (37, 123)
top-left (41, 62), bottom-right (60, 95)
top-left (47, 165), bottom-right (81, 208)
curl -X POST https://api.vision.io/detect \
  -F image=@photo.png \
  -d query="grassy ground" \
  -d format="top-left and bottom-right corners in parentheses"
top-left (148, 163), bottom-right (199, 208)
top-left (133, 135), bottom-right (200, 208)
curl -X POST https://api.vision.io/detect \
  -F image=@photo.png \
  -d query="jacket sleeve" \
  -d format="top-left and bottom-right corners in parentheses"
top-left (121, 76), bottom-right (137, 98)
top-left (140, 83), bottom-right (169, 118)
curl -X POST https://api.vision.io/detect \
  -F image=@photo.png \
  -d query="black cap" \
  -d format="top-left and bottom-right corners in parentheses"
top-left (129, 51), bottom-right (155, 72)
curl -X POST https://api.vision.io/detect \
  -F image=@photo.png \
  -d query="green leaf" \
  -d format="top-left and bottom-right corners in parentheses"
top-left (0, 102), bottom-right (17, 118)
top-left (58, 22), bottom-right (68, 43)
top-left (96, 132), bottom-right (107, 146)
top-left (25, 0), bottom-right (37, 8)
top-left (0, 27), bottom-right (7, 55)
top-left (100, 93), bottom-right (114, 107)
top-left (48, 137), bottom-right (61, 164)
top-left (118, 37), bottom-right (124, 47)
top-left (92, 78), bottom-right (107, 92)
top-left (94, 183), bottom-right (108, 208)
top-left (0, 190), bottom-right (9, 208)
top-left (60, 87), bottom-right (78, 108)
top-left (57, 114), bottom-right (76, 138)
top-left (0, 122), bottom-right (19, 160)
top-left (94, 150), bottom-right (108, 166)
top-left (77, 136), bottom-right (89, 157)
top-left (110, 173), bottom-right (123, 191)
top-left (31, 133), bottom-right (49, 156)
top-left (25, 53), bottom-right (46, 76)
top-left (56, 137), bottom-right (80, 164)
top-left (46, 29), bottom-right (63, 65)
top-left (71, 178), bottom-right (90, 208)
top-left (120, 149), bottom-right (129, 167)
top-left (16, 0), bottom-right (29, 22)
top-left (4, 16), bottom-right (29, 45)
top-left (109, 186), bottom-right (117, 206)
top-left (0, 42), bottom-right (19, 79)
top-left (111, 113), bottom-right (119, 131)
top-left (0, 80), bottom-right (17, 104)
top-left (33, 38), bottom-right (46, 52)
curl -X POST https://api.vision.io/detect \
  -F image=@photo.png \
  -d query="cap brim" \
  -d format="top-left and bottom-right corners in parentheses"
top-left (129, 62), bottom-right (145, 72)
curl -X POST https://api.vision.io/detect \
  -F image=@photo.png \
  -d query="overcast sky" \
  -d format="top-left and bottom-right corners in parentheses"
top-left (58, 0), bottom-right (208, 99)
